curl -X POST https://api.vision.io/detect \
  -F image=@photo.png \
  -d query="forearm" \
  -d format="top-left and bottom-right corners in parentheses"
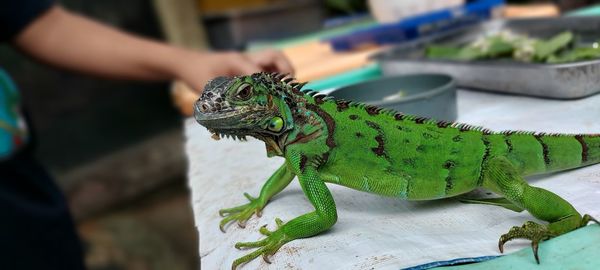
top-left (14, 6), bottom-right (186, 82)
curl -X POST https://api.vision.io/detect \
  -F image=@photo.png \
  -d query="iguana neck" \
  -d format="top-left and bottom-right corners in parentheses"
top-left (275, 91), bottom-right (336, 159)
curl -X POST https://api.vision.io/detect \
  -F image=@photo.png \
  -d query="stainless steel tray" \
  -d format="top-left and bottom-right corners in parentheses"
top-left (374, 17), bottom-right (600, 99)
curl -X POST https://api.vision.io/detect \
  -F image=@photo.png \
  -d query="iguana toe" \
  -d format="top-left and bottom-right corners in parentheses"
top-left (218, 192), bottom-right (265, 232)
top-left (498, 221), bottom-right (554, 264)
top-left (582, 214), bottom-right (599, 226)
top-left (258, 218), bottom-right (285, 236)
top-left (232, 220), bottom-right (291, 269)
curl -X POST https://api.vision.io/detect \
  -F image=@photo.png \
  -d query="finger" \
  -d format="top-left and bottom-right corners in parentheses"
top-left (249, 50), bottom-right (294, 75)
top-left (264, 50), bottom-right (294, 74)
top-left (230, 54), bottom-right (261, 75)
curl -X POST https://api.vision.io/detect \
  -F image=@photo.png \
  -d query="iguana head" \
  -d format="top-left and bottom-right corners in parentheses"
top-left (194, 73), bottom-right (301, 155)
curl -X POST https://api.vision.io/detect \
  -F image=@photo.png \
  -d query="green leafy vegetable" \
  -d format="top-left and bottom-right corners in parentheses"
top-left (425, 30), bottom-right (598, 64)
top-left (534, 31), bottom-right (573, 61)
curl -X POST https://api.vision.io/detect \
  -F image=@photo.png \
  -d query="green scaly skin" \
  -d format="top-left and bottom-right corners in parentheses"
top-left (193, 73), bottom-right (599, 269)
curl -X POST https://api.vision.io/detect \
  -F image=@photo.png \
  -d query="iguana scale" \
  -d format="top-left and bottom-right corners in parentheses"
top-left (193, 72), bottom-right (599, 269)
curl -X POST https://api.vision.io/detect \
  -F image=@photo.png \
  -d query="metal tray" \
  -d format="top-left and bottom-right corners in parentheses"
top-left (374, 17), bottom-right (600, 99)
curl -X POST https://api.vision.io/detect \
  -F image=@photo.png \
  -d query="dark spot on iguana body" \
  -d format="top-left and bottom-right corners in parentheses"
top-left (437, 121), bottom-right (450, 128)
top-left (355, 132), bottom-right (363, 138)
top-left (415, 117), bottom-right (426, 124)
top-left (365, 120), bottom-right (392, 162)
top-left (291, 87), bottom-right (302, 95)
top-left (534, 134), bottom-right (551, 166)
top-left (394, 114), bottom-right (405, 121)
top-left (445, 176), bottom-right (454, 193)
top-left (299, 155), bottom-right (308, 172)
top-left (306, 104), bottom-right (336, 149)
top-left (397, 126), bottom-right (412, 133)
top-left (452, 135), bottom-right (462, 142)
top-left (416, 145), bottom-right (426, 152)
top-left (477, 136), bottom-right (491, 186)
top-left (349, 115), bottom-right (359, 120)
top-left (372, 135), bottom-right (386, 156)
top-left (365, 106), bottom-right (380, 116)
top-left (422, 133), bottom-right (433, 139)
top-left (314, 95), bottom-right (325, 105)
top-left (443, 160), bottom-right (455, 169)
top-left (575, 135), bottom-right (589, 163)
top-left (504, 136), bottom-right (514, 152)
top-left (336, 100), bottom-right (350, 112)
top-left (459, 126), bottom-right (472, 132)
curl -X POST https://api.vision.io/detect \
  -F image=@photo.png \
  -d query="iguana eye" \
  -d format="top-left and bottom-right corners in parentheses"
top-left (267, 117), bottom-right (284, 132)
top-left (236, 83), bottom-right (253, 100)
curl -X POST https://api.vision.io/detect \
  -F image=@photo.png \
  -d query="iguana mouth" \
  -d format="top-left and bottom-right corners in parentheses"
top-left (207, 129), bottom-right (248, 141)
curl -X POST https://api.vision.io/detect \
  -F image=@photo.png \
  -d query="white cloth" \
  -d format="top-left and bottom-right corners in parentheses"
top-left (185, 89), bottom-right (600, 270)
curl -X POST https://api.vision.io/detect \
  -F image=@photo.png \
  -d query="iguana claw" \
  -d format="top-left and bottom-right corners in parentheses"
top-left (498, 221), bottom-right (554, 264)
top-left (582, 214), bottom-right (600, 225)
top-left (231, 219), bottom-right (290, 270)
top-left (218, 192), bottom-right (265, 232)
top-left (499, 214), bottom-right (599, 264)
top-left (262, 254), bottom-right (272, 264)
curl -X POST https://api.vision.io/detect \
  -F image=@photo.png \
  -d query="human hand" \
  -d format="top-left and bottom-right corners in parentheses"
top-left (171, 49), bottom-right (294, 116)
top-left (175, 49), bottom-right (294, 93)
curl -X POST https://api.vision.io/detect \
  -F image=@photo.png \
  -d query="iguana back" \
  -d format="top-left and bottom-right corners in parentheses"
top-left (310, 95), bottom-right (600, 200)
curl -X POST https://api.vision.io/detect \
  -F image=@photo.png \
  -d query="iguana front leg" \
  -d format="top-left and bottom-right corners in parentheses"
top-left (482, 156), bottom-right (597, 263)
top-left (219, 162), bottom-right (295, 232)
top-left (231, 152), bottom-right (338, 269)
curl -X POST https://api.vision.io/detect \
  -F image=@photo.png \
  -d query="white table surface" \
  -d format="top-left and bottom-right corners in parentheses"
top-left (185, 89), bottom-right (600, 270)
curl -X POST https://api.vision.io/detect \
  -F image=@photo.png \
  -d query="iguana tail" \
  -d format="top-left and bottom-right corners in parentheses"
top-left (499, 133), bottom-right (600, 176)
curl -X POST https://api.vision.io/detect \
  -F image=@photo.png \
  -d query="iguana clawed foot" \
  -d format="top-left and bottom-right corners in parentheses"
top-left (499, 214), bottom-right (599, 264)
top-left (498, 221), bottom-right (554, 264)
top-left (219, 192), bottom-right (265, 232)
top-left (232, 218), bottom-right (291, 270)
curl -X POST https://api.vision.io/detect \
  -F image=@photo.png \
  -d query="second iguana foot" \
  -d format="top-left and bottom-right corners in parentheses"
top-left (499, 214), bottom-right (599, 264)
top-left (498, 221), bottom-right (554, 264)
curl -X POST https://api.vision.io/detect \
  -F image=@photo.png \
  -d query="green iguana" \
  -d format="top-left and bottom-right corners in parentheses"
top-left (193, 72), bottom-right (599, 269)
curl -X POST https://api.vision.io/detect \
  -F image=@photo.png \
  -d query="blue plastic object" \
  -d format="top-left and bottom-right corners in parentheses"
top-left (402, 224), bottom-right (600, 270)
top-left (327, 0), bottom-right (505, 51)
top-left (303, 63), bottom-right (382, 91)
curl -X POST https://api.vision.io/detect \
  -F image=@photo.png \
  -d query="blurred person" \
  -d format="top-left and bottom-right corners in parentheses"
top-left (0, 1), bottom-right (293, 269)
